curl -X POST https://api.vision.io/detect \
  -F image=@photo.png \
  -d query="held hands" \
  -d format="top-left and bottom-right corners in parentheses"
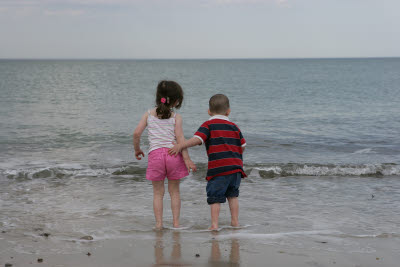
top-left (135, 149), bottom-right (145, 160)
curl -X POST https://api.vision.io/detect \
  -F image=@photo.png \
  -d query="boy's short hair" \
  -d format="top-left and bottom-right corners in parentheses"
top-left (209, 94), bottom-right (230, 114)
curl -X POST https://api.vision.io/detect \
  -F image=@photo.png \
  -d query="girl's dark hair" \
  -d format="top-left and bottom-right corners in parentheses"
top-left (155, 80), bottom-right (184, 119)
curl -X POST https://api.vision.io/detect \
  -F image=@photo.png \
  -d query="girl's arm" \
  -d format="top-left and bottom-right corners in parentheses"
top-left (175, 114), bottom-right (197, 172)
top-left (133, 112), bottom-right (148, 160)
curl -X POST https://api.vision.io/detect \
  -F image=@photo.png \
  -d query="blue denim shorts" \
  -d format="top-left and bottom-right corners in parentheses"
top-left (206, 172), bottom-right (241, 205)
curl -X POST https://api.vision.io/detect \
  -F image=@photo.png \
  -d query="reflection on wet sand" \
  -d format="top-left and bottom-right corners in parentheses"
top-left (152, 230), bottom-right (240, 267)
top-left (209, 231), bottom-right (240, 267)
top-left (153, 230), bottom-right (189, 266)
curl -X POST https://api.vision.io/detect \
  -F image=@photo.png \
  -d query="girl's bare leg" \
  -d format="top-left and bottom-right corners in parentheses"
top-left (168, 179), bottom-right (181, 228)
top-left (152, 180), bottom-right (165, 229)
top-left (171, 231), bottom-right (181, 259)
top-left (154, 230), bottom-right (164, 264)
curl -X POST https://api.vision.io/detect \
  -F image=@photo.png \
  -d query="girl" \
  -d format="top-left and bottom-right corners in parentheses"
top-left (133, 80), bottom-right (196, 229)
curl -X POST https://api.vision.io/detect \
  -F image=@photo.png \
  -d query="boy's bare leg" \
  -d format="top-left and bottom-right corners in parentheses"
top-left (229, 239), bottom-right (240, 263)
top-left (209, 203), bottom-right (221, 230)
top-left (227, 197), bottom-right (239, 227)
top-left (210, 236), bottom-right (221, 262)
top-left (168, 179), bottom-right (181, 228)
top-left (152, 180), bottom-right (165, 229)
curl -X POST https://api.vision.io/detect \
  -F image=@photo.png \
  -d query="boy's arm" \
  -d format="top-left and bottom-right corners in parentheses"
top-left (169, 137), bottom-right (202, 156)
top-left (170, 120), bottom-right (208, 155)
top-left (238, 127), bottom-right (246, 153)
top-left (174, 114), bottom-right (197, 172)
top-left (133, 112), bottom-right (148, 160)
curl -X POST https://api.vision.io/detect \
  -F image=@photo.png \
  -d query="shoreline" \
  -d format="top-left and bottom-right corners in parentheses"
top-left (1, 229), bottom-right (399, 267)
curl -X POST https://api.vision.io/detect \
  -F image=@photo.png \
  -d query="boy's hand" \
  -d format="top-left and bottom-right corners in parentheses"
top-left (184, 159), bottom-right (197, 173)
top-left (135, 149), bottom-right (145, 160)
top-left (168, 143), bottom-right (182, 156)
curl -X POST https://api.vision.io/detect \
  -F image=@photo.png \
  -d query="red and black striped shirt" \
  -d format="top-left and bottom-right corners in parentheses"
top-left (194, 115), bottom-right (247, 181)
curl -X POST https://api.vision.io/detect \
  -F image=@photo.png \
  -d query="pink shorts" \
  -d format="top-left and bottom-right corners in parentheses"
top-left (146, 147), bottom-right (189, 181)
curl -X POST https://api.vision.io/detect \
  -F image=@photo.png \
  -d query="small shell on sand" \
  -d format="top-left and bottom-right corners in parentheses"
top-left (80, 236), bottom-right (94, 240)
top-left (39, 233), bottom-right (50, 237)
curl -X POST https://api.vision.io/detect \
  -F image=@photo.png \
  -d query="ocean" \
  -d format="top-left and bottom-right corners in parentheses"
top-left (1, 58), bottom-right (400, 262)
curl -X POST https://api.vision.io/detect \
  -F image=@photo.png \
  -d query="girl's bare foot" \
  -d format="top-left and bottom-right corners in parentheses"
top-left (231, 222), bottom-right (239, 227)
top-left (155, 223), bottom-right (163, 230)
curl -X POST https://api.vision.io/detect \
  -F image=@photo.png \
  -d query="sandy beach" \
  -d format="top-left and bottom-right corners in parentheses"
top-left (1, 171), bottom-right (400, 267)
top-left (1, 227), bottom-right (399, 267)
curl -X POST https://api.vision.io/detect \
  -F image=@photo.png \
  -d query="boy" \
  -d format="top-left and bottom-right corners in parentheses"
top-left (169, 94), bottom-right (246, 230)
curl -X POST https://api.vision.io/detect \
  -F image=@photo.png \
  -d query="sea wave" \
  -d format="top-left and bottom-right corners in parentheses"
top-left (1, 165), bottom-right (146, 180)
top-left (2, 163), bottom-right (400, 180)
top-left (251, 163), bottom-right (400, 178)
top-left (353, 148), bottom-right (376, 154)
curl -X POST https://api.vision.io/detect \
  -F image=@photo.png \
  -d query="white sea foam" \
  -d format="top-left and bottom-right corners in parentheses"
top-left (353, 148), bottom-right (376, 154)
top-left (1, 166), bottom-right (113, 179)
top-left (215, 230), bottom-right (342, 240)
top-left (164, 226), bottom-right (191, 230)
top-left (55, 163), bottom-right (85, 169)
top-left (255, 163), bottom-right (400, 177)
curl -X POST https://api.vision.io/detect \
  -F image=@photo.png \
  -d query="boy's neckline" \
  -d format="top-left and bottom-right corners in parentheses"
top-left (209, 115), bottom-right (230, 121)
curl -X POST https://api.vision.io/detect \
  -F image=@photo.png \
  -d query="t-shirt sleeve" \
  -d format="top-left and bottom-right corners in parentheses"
top-left (194, 122), bottom-right (210, 145)
top-left (239, 130), bottom-right (246, 147)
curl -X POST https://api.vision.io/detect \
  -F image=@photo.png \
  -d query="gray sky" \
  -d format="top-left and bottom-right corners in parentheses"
top-left (0, 0), bottom-right (399, 59)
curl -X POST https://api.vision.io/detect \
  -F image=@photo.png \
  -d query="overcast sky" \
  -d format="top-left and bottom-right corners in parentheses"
top-left (0, 0), bottom-right (399, 59)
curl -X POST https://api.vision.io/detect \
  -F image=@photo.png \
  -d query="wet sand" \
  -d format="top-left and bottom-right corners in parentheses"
top-left (1, 229), bottom-right (399, 267)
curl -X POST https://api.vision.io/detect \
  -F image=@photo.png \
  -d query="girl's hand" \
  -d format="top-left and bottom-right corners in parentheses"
top-left (168, 143), bottom-right (182, 156)
top-left (184, 159), bottom-right (197, 173)
top-left (135, 149), bottom-right (145, 160)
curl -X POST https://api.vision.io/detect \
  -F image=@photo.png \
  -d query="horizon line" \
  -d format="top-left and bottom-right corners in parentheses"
top-left (1, 56), bottom-right (399, 61)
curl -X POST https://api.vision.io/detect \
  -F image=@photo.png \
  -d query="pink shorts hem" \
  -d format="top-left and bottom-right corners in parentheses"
top-left (146, 148), bottom-right (189, 181)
